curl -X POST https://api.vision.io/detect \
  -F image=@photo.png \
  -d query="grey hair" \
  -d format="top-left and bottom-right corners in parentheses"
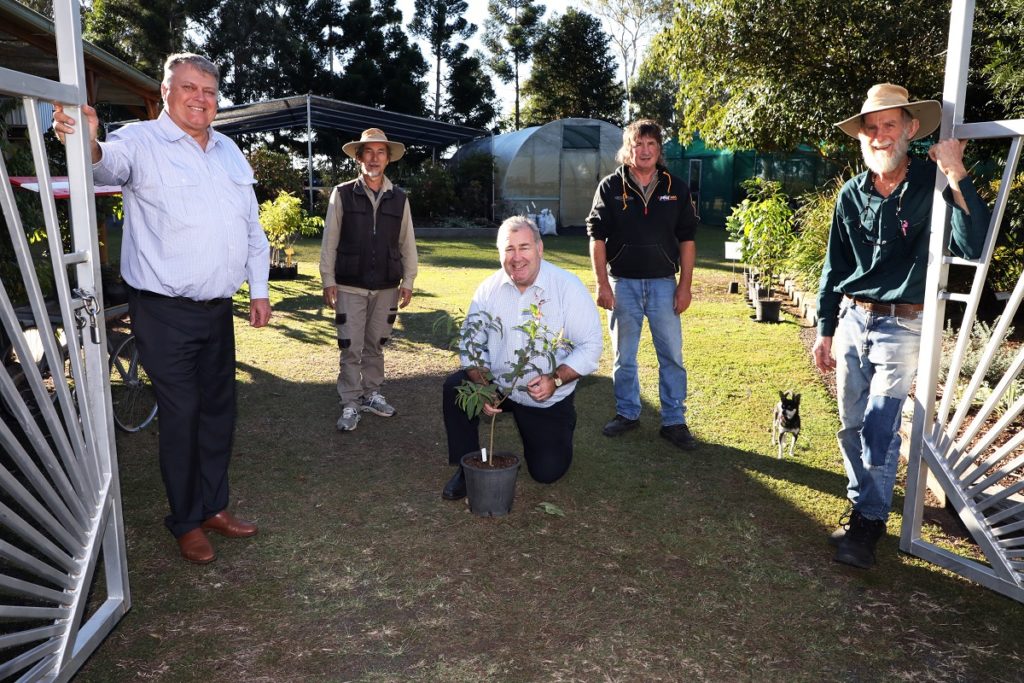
top-left (162, 53), bottom-right (220, 89)
top-left (497, 215), bottom-right (542, 249)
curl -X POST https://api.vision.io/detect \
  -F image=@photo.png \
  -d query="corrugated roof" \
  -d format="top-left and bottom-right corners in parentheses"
top-left (212, 95), bottom-right (487, 149)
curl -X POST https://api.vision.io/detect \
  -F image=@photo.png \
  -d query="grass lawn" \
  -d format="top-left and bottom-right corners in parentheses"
top-left (78, 226), bottom-right (1024, 682)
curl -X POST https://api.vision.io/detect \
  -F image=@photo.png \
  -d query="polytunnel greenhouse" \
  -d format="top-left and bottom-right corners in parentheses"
top-left (452, 118), bottom-right (623, 229)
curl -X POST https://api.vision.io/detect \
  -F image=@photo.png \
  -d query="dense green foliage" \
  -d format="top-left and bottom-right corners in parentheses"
top-left (404, 163), bottom-right (457, 220)
top-left (521, 9), bottom-right (625, 126)
top-left (84, 0), bottom-right (203, 81)
top-left (629, 55), bottom-right (676, 134)
top-left (726, 178), bottom-right (795, 293)
top-left (247, 147), bottom-right (304, 205)
top-left (403, 153), bottom-right (495, 222)
top-left (979, 172), bottom-right (1024, 294)
top-left (258, 192), bottom-right (323, 265)
top-left (655, 0), bottom-right (952, 152)
top-left (442, 44), bottom-right (498, 130)
top-left (784, 178), bottom-right (846, 292)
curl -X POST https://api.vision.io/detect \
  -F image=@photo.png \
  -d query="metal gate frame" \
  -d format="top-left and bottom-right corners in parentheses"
top-left (901, 0), bottom-right (1024, 603)
top-left (0, 1), bottom-right (129, 679)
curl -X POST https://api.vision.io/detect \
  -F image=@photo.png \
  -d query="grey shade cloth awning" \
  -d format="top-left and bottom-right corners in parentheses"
top-left (212, 94), bottom-right (487, 148)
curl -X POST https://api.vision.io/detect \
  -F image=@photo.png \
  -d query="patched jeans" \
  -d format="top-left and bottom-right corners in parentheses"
top-left (833, 300), bottom-right (922, 522)
top-left (608, 276), bottom-right (688, 426)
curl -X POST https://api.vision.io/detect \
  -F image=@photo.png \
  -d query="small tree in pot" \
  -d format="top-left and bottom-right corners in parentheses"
top-left (440, 303), bottom-right (573, 515)
top-left (259, 191), bottom-right (323, 279)
top-left (727, 178), bottom-right (795, 321)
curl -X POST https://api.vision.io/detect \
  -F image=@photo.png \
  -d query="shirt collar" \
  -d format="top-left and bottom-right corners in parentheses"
top-left (155, 109), bottom-right (222, 150)
top-left (355, 174), bottom-right (393, 196)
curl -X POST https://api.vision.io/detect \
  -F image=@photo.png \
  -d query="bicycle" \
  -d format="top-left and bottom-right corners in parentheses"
top-left (102, 302), bottom-right (158, 433)
top-left (2, 297), bottom-right (157, 433)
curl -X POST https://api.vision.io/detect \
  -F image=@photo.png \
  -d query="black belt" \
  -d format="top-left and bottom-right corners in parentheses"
top-left (845, 295), bottom-right (924, 317)
top-left (130, 286), bottom-right (230, 308)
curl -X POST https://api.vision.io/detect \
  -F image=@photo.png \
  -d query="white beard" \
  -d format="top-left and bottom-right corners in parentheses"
top-left (860, 130), bottom-right (911, 175)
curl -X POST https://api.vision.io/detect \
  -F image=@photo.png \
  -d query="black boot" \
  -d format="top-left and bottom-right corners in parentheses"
top-left (442, 467), bottom-right (466, 500)
top-left (828, 506), bottom-right (852, 547)
top-left (833, 510), bottom-right (885, 569)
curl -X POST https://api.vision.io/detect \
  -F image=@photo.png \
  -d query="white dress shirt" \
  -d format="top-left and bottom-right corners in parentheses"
top-left (93, 111), bottom-right (269, 301)
top-left (462, 260), bottom-right (602, 409)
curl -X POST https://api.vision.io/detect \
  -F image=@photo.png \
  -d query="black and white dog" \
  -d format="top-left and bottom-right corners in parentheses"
top-left (772, 391), bottom-right (801, 459)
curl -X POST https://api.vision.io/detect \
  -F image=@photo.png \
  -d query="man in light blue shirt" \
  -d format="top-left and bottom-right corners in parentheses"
top-left (54, 53), bottom-right (270, 564)
top-left (440, 216), bottom-right (603, 500)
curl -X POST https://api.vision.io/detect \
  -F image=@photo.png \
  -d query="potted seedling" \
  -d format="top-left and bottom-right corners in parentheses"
top-left (445, 304), bottom-right (573, 517)
top-left (727, 178), bottom-right (795, 322)
top-left (259, 191), bottom-right (323, 280)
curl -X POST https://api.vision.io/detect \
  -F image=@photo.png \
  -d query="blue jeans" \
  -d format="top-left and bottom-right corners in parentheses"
top-left (608, 276), bottom-right (687, 426)
top-left (833, 300), bottom-right (922, 522)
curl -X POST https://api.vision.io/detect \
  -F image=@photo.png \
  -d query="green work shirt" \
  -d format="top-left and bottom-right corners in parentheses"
top-left (816, 156), bottom-right (991, 337)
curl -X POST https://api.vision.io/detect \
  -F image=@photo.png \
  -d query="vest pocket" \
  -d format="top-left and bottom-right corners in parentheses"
top-left (386, 245), bottom-right (403, 282)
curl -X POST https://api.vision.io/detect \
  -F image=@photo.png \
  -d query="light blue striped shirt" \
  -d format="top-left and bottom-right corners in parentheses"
top-left (93, 111), bottom-right (270, 301)
top-left (462, 260), bottom-right (602, 408)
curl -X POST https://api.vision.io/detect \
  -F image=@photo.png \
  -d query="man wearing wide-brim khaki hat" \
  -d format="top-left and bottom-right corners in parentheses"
top-left (342, 127), bottom-right (406, 162)
top-left (835, 83), bottom-right (941, 141)
top-left (320, 127), bottom-right (417, 432)
top-left (812, 83), bottom-right (992, 571)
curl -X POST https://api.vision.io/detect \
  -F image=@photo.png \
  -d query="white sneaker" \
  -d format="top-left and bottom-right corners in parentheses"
top-left (360, 391), bottom-right (396, 417)
top-left (336, 406), bottom-right (360, 431)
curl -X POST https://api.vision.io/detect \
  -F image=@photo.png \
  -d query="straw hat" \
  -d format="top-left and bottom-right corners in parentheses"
top-left (835, 83), bottom-right (941, 141)
top-left (342, 128), bottom-right (406, 161)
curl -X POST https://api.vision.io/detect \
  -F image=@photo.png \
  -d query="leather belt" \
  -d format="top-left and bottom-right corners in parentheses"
top-left (845, 295), bottom-right (924, 317)
top-left (130, 286), bottom-right (230, 308)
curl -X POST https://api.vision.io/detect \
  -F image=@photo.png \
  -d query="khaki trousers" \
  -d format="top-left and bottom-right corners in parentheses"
top-left (335, 287), bottom-right (399, 406)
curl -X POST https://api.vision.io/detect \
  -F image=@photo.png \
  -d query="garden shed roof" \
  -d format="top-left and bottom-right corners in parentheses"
top-left (0, 0), bottom-right (160, 118)
top-left (212, 95), bottom-right (487, 149)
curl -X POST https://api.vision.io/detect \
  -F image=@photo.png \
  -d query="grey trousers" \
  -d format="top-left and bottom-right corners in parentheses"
top-left (335, 287), bottom-right (400, 406)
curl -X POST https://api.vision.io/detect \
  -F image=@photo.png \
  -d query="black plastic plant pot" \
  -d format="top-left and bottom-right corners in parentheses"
top-left (755, 298), bottom-right (782, 323)
top-left (461, 450), bottom-right (520, 517)
top-left (728, 281), bottom-right (740, 294)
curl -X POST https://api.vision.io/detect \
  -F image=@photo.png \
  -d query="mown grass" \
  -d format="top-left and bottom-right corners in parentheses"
top-left (78, 227), bottom-right (1024, 682)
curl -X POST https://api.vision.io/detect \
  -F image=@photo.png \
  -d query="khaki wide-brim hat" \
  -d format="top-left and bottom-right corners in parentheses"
top-left (342, 128), bottom-right (406, 161)
top-left (835, 83), bottom-right (941, 141)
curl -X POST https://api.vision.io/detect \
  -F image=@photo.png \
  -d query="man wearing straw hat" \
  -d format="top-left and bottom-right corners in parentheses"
top-left (320, 128), bottom-right (418, 432)
top-left (813, 84), bottom-right (990, 569)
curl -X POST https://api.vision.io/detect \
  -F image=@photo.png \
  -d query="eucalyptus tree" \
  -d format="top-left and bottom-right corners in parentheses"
top-left (584, 0), bottom-right (671, 119)
top-left (482, 0), bottom-right (545, 130)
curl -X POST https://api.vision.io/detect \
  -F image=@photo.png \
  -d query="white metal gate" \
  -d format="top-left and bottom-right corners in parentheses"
top-left (902, 0), bottom-right (1024, 603)
top-left (0, 1), bottom-right (129, 679)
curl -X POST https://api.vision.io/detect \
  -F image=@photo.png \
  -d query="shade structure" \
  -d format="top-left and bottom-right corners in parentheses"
top-left (212, 94), bottom-right (487, 149)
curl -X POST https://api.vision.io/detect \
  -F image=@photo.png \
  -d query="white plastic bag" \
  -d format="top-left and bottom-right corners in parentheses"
top-left (538, 208), bottom-right (558, 236)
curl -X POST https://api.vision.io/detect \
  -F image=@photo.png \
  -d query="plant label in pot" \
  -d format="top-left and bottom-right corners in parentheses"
top-left (461, 449), bottom-right (520, 517)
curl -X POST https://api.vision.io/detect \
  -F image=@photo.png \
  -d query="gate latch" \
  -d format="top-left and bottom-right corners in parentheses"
top-left (73, 289), bottom-right (101, 345)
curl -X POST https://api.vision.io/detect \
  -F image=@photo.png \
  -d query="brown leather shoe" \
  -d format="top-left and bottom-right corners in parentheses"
top-left (201, 510), bottom-right (258, 538)
top-left (178, 528), bottom-right (215, 564)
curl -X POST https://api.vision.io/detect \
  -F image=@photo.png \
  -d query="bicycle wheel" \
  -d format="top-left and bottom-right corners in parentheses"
top-left (108, 334), bottom-right (157, 432)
